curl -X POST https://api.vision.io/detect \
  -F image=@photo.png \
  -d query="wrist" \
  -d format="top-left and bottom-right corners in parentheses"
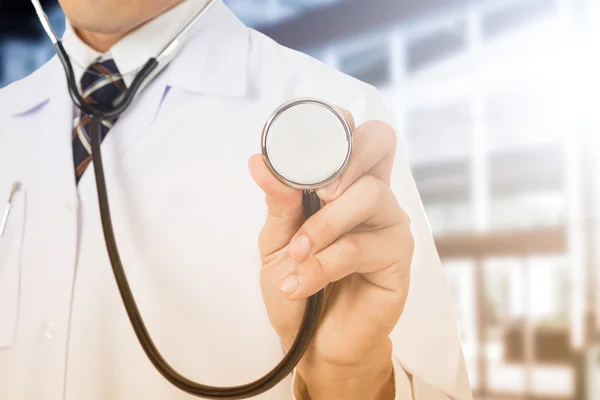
top-left (295, 339), bottom-right (395, 400)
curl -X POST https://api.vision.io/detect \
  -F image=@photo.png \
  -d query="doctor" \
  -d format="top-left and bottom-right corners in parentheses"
top-left (0, 0), bottom-right (472, 399)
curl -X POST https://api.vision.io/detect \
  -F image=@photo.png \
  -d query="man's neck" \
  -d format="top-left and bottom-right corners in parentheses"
top-left (72, 0), bottom-right (187, 53)
top-left (74, 29), bottom-right (127, 53)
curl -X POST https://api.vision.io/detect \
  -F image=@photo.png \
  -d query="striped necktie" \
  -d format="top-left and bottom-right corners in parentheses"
top-left (72, 59), bottom-right (126, 183)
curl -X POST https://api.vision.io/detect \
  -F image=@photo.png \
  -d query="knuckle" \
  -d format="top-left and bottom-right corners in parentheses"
top-left (380, 185), bottom-right (405, 222)
top-left (358, 176), bottom-right (386, 213)
top-left (381, 183), bottom-right (395, 202)
top-left (257, 226), bottom-right (275, 254)
top-left (339, 234), bottom-right (361, 258)
top-left (361, 119), bottom-right (382, 132)
top-left (306, 216), bottom-right (336, 244)
top-left (397, 224), bottom-right (415, 264)
top-left (363, 120), bottom-right (397, 152)
top-left (258, 228), bottom-right (268, 249)
top-left (390, 197), bottom-right (411, 226)
top-left (390, 259), bottom-right (411, 286)
top-left (400, 207), bottom-right (412, 226)
top-left (372, 177), bottom-right (388, 204)
top-left (391, 270), bottom-right (411, 307)
top-left (407, 233), bottom-right (415, 258)
top-left (309, 256), bottom-right (329, 280)
top-left (359, 174), bottom-right (380, 193)
top-left (383, 123), bottom-right (398, 153)
top-left (351, 144), bottom-right (368, 171)
top-left (402, 227), bottom-right (415, 258)
top-left (267, 201), bottom-right (302, 221)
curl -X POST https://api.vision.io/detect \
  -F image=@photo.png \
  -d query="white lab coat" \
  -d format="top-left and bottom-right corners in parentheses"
top-left (0, 1), bottom-right (471, 399)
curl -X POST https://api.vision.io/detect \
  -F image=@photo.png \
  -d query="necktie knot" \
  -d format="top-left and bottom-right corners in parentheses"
top-left (72, 58), bottom-right (126, 183)
top-left (80, 59), bottom-right (126, 107)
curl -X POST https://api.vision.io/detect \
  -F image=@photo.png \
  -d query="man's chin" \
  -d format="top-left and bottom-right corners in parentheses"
top-left (69, 18), bottom-right (131, 36)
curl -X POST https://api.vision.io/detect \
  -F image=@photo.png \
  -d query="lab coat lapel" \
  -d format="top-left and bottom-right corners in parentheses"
top-left (19, 57), bottom-right (80, 320)
top-left (32, 60), bottom-right (78, 204)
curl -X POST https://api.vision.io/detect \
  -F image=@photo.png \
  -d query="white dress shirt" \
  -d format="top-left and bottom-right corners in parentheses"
top-left (61, 0), bottom-right (215, 86)
top-left (0, 1), bottom-right (471, 399)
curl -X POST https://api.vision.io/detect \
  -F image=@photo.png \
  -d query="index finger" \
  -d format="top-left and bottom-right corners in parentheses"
top-left (317, 118), bottom-right (397, 202)
top-left (288, 175), bottom-right (405, 263)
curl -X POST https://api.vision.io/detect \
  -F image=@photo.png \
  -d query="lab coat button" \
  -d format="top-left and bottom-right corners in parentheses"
top-left (66, 202), bottom-right (75, 215)
top-left (44, 321), bottom-right (58, 340)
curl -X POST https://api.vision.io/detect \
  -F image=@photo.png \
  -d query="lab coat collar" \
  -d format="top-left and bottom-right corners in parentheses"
top-left (163, 0), bottom-right (249, 97)
top-left (6, 0), bottom-right (249, 116)
top-left (5, 56), bottom-right (60, 116)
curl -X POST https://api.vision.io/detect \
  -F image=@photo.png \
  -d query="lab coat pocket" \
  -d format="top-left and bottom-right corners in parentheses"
top-left (0, 185), bottom-right (25, 349)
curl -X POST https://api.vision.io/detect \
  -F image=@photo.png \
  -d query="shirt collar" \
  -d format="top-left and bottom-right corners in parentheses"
top-left (61, 0), bottom-right (215, 87)
top-left (7, 0), bottom-right (249, 115)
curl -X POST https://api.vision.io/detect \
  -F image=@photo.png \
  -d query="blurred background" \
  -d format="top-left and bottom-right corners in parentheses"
top-left (1, 0), bottom-right (600, 398)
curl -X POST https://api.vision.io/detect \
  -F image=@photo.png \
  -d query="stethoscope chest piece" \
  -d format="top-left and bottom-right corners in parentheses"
top-left (262, 99), bottom-right (353, 190)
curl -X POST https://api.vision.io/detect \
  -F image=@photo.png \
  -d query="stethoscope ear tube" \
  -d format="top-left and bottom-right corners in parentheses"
top-left (90, 115), bottom-right (323, 398)
top-left (55, 41), bottom-right (159, 119)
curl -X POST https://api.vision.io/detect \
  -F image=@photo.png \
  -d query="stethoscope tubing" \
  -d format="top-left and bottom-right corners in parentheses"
top-left (55, 42), bottom-right (159, 118)
top-left (92, 113), bottom-right (324, 397)
top-left (46, 18), bottom-right (325, 399)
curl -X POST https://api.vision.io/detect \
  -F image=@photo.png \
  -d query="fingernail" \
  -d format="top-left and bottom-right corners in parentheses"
top-left (290, 235), bottom-right (311, 262)
top-left (279, 275), bottom-right (299, 294)
top-left (317, 179), bottom-right (340, 199)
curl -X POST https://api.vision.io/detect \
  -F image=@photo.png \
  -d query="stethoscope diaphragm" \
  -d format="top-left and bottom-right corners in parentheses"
top-left (261, 98), bottom-right (353, 190)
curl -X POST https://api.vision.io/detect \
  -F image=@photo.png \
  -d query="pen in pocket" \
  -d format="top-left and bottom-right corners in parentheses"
top-left (0, 182), bottom-right (22, 237)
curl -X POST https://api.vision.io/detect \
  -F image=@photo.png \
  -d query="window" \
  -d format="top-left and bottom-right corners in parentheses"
top-left (405, 21), bottom-right (467, 73)
top-left (338, 40), bottom-right (391, 87)
top-left (482, 0), bottom-right (558, 40)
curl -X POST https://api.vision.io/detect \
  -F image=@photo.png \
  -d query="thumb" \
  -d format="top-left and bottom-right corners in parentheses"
top-left (248, 154), bottom-right (304, 258)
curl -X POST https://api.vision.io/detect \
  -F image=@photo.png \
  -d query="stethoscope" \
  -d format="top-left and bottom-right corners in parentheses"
top-left (31, 0), bottom-right (353, 398)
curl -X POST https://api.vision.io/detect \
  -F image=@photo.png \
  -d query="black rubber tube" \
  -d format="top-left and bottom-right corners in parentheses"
top-left (55, 42), bottom-right (159, 119)
top-left (90, 116), bottom-right (323, 398)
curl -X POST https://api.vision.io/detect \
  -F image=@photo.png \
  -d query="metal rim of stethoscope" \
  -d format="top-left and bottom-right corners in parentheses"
top-left (30, 0), bottom-right (325, 398)
top-left (261, 98), bottom-right (353, 191)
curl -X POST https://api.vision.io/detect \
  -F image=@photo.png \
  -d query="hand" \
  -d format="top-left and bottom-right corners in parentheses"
top-left (248, 108), bottom-right (414, 400)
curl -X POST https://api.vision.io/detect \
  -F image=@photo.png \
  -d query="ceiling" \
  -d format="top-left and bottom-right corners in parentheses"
top-left (258, 0), bottom-right (471, 50)
top-left (0, 0), bottom-right (472, 39)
